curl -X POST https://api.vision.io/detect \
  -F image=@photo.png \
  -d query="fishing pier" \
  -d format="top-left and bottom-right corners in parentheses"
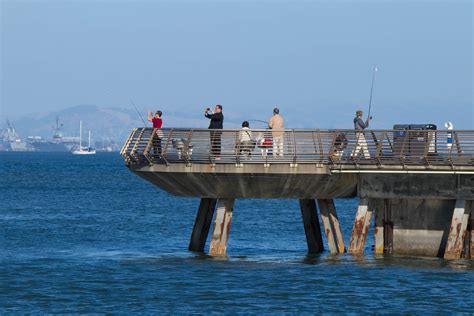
top-left (121, 128), bottom-right (474, 260)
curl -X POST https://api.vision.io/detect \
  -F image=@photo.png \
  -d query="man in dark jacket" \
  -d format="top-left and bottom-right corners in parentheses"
top-left (205, 105), bottom-right (224, 158)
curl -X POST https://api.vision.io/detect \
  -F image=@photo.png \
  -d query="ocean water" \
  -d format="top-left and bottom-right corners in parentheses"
top-left (1, 152), bottom-right (473, 313)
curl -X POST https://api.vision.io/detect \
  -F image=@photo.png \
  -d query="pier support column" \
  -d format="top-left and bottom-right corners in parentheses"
top-left (349, 198), bottom-right (373, 254)
top-left (373, 199), bottom-right (393, 255)
top-left (470, 209), bottom-right (474, 260)
top-left (209, 198), bottom-right (234, 257)
top-left (444, 200), bottom-right (471, 260)
top-left (188, 198), bottom-right (217, 252)
top-left (317, 199), bottom-right (345, 254)
top-left (374, 199), bottom-right (385, 255)
top-left (299, 199), bottom-right (324, 253)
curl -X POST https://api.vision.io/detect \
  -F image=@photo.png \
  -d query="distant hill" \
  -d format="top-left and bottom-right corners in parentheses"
top-left (5, 104), bottom-right (221, 144)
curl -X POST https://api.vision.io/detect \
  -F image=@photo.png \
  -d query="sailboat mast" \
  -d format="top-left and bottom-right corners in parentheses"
top-left (88, 131), bottom-right (91, 149)
top-left (79, 120), bottom-right (82, 148)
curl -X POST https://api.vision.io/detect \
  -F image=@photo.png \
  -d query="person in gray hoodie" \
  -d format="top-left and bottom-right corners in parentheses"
top-left (351, 110), bottom-right (371, 159)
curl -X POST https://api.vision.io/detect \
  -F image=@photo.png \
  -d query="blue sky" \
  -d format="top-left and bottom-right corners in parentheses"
top-left (1, 0), bottom-right (472, 129)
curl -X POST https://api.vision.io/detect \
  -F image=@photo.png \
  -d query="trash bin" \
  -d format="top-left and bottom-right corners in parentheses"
top-left (393, 124), bottom-right (437, 157)
top-left (393, 124), bottom-right (410, 156)
top-left (408, 124), bottom-right (437, 156)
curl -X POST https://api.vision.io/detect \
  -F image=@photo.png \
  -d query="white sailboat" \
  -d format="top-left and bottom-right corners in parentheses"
top-left (72, 120), bottom-right (96, 155)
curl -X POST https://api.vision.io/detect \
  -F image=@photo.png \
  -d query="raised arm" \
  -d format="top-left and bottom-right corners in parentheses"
top-left (204, 108), bottom-right (212, 119)
top-left (147, 112), bottom-right (153, 122)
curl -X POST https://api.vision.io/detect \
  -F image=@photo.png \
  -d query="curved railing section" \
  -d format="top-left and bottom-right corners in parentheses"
top-left (120, 128), bottom-right (474, 168)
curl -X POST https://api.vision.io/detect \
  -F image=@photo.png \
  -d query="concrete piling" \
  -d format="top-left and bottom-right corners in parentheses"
top-left (317, 199), bottom-right (345, 254)
top-left (209, 198), bottom-right (234, 256)
top-left (469, 212), bottom-right (474, 260)
top-left (348, 198), bottom-right (373, 254)
top-left (188, 198), bottom-right (217, 252)
top-left (444, 200), bottom-right (471, 260)
top-left (299, 199), bottom-right (324, 253)
top-left (373, 199), bottom-right (385, 255)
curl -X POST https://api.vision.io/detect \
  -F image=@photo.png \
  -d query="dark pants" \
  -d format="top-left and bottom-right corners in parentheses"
top-left (152, 129), bottom-right (162, 155)
top-left (152, 137), bottom-right (162, 155)
top-left (210, 130), bottom-right (222, 156)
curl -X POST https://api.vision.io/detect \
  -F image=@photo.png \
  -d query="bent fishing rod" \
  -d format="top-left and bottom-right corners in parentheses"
top-left (130, 99), bottom-right (147, 126)
top-left (367, 65), bottom-right (378, 120)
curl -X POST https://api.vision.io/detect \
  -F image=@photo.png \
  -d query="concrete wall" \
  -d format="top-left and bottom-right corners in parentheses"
top-left (131, 163), bottom-right (358, 198)
top-left (359, 174), bottom-right (474, 200)
top-left (386, 199), bottom-right (455, 257)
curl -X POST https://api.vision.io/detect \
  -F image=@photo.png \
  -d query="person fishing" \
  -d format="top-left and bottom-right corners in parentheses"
top-left (351, 110), bottom-right (371, 159)
top-left (147, 110), bottom-right (163, 155)
top-left (268, 107), bottom-right (284, 157)
top-left (351, 66), bottom-right (378, 159)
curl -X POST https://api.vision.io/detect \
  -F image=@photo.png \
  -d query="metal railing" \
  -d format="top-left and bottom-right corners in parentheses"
top-left (121, 128), bottom-right (474, 168)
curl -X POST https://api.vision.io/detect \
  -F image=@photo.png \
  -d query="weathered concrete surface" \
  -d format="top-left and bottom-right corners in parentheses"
top-left (131, 163), bottom-right (357, 199)
top-left (348, 199), bottom-right (373, 254)
top-left (373, 199), bottom-right (389, 254)
top-left (358, 174), bottom-right (474, 200)
top-left (209, 199), bottom-right (234, 256)
top-left (299, 199), bottom-right (324, 253)
top-left (317, 199), bottom-right (345, 253)
top-left (188, 198), bottom-right (217, 252)
top-left (444, 200), bottom-right (471, 260)
top-left (470, 216), bottom-right (474, 259)
top-left (387, 199), bottom-right (455, 257)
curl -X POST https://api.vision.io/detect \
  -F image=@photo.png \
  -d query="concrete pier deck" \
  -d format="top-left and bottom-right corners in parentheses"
top-left (121, 128), bottom-right (474, 259)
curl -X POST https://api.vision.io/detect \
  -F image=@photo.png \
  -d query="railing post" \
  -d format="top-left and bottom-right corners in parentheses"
top-left (399, 131), bottom-right (409, 166)
top-left (454, 131), bottom-right (463, 156)
top-left (329, 131), bottom-right (338, 165)
top-left (316, 129), bottom-right (323, 163)
top-left (143, 128), bottom-right (157, 164)
top-left (184, 130), bottom-right (194, 166)
top-left (129, 128), bottom-right (146, 162)
top-left (423, 131), bottom-right (433, 167)
top-left (161, 128), bottom-right (174, 166)
top-left (375, 131), bottom-right (386, 165)
top-left (120, 128), bottom-right (138, 158)
top-left (292, 129), bottom-right (297, 165)
top-left (235, 130), bottom-right (242, 165)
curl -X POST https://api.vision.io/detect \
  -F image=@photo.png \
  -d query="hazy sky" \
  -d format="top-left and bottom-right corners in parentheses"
top-left (1, 0), bottom-right (473, 129)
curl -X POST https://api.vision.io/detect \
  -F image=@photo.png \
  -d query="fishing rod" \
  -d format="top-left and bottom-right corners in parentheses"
top-left (367, 66), bottom-right (379, 147)
top-left (248, 119), bottom-right (268, 125)
top-left (367, 65), bottom-right (378, 120)
top-left (130, 99), bottom-right (147, 126)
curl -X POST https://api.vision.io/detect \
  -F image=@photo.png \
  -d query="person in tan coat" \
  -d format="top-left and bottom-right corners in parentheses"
top-left (268, 107), bottom-right (284, 157)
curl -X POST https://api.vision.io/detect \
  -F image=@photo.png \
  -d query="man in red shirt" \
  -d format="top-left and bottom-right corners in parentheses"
top-left (147, 111), bottom-right (163, 155)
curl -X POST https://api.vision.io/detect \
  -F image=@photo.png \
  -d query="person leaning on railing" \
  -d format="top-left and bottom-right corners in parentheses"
top-left (268, 107), bottom-right (284, 157)
top-left (205, 105), bottom-right (224, 159)
top-left (351, 110), bottom-right (371, 159)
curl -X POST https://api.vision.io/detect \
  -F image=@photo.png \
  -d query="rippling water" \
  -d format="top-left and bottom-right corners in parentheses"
top-left (1, 152), bottom-right (473, 313)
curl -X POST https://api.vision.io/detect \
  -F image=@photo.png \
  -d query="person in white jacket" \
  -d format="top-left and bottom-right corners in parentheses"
top-left (238, 121), bottom-right (253, 158)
